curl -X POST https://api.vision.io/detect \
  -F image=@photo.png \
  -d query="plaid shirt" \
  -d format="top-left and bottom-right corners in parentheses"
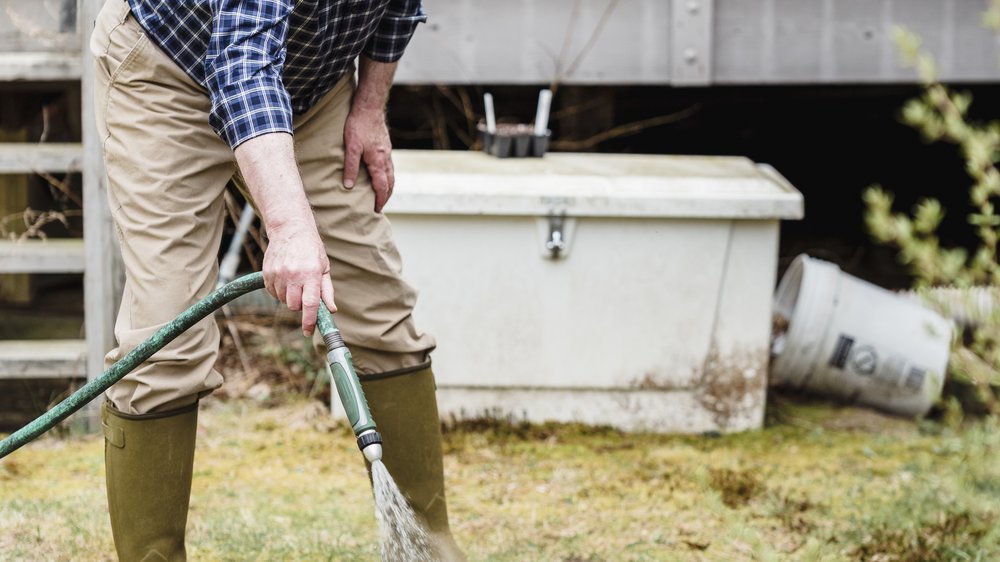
top-left (128, 0), bottom-right (426, 149)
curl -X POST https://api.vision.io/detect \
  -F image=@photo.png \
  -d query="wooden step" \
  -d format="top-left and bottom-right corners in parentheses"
top-left (0, 143), bottom-right (84, 174)
top-left (0, 339), bottom-right (86, 379)
top-left (0, 239), bottom-right (85, 273)
top-left (0, 52), bottom-right (82, 82)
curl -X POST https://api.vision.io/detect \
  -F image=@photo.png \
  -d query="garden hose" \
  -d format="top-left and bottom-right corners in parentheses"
top-left (0, 272), bottom-right (381, 462)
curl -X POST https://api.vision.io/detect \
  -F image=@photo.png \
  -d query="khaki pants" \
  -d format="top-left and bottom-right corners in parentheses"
top-left (91, 0), bottom-right (435, 415)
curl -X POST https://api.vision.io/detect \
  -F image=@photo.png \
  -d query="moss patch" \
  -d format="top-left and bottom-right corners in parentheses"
top-left (708, 467), bottom-right (764, 508)
top-left (852, 511), bottom-right (996, 562)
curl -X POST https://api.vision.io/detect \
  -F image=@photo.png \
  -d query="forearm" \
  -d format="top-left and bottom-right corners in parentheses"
top-left (233, 132), bottom-right (314, 232)
top-left (352, 57), bottom-right (398, 113)
top-left (234, 132), bottom-right (334, 334)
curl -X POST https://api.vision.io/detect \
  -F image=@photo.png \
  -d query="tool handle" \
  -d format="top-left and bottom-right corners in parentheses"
top-left (318, 305), bottom-right (377, 436)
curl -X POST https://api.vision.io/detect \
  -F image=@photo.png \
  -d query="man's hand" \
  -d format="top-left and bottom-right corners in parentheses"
top-left (235, 133), bottom-right (335, 336)
top-left (343, 107), bottom-right (394, 213)
top-left (342, 57), bottom-right (399, 213)
top-left (261, 220), bottom-right (336, 336)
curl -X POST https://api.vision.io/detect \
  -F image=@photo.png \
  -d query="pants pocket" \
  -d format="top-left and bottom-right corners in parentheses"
top-left (90, 0), bottom-right (148, 83)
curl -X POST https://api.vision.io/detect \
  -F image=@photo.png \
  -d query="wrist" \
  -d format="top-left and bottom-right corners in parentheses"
top-left (353, 57), bottom-right (396, 114)
top-left (350, 96), bottom-right (387, 116)
top-left (262, 200), bottom-right (315, 234)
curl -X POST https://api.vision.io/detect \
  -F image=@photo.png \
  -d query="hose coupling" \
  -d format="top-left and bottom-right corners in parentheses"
top-left (323, 330), bottom-right (345, 351)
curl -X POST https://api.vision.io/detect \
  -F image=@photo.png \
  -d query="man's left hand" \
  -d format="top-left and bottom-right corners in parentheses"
top-left (343, 107), bottom-right (395, 213)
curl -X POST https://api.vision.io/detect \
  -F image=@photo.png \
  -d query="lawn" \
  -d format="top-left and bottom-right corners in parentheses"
top-left (1, 392), bottom-right (998, 561)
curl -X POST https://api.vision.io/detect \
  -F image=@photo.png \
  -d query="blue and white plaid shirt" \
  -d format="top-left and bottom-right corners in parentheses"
top-left (128, 0), bottom-right (426, 149)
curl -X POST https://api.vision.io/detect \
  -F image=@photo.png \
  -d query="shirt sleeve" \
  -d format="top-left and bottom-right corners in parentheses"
top-left (363, 0), bottom-right (427, 63)
top-left (203, 0), bottom-right (294, 150)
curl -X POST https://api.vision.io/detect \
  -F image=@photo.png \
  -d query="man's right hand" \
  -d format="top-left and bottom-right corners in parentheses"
top-left (261, 220), bottom-right (336, 336)
top-left (234, 132), bottom-right (336, 336)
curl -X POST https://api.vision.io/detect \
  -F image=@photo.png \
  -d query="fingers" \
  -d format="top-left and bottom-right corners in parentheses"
top-left (321, 274), bottom-right (336, 313)
top-left (262, 252), bottom-right (278, 301)
top-left (371, 166), bottom-right (390, 213)
top-left (387, 156), bottom-right (395, 194)
top-left (285, 283), bottom-right (303, 312)
top-left (285, 280), bottom-right (319, 337)
top-left (271, 272), bottom-right (289, 310)
top-left (278, 276), bottom-right (326, 336)
top-left (384, 157), bottom-right (395, 211)
top-left (343, 140), bottom-right (363, 189)
top-left (299, 280), bottom-right (320, 336)
top-left (263, 270), bottom-right (277, 301)
top-left (365, 150), bottom-right (393, 213)
top-left (344, 112), bottom-right (394, 210)
top-left (262, 239), bottom-right (333, 336)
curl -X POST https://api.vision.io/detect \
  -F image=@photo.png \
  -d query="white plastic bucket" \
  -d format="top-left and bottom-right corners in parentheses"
top-left (771, 254), bottom-right (953, 416)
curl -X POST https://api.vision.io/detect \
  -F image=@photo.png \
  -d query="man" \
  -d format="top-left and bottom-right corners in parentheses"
top-left (89, 0), bottom-right (464, 559)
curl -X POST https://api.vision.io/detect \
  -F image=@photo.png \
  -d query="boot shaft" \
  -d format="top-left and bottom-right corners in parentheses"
top-left (103, 402), bottom-right (198, 562)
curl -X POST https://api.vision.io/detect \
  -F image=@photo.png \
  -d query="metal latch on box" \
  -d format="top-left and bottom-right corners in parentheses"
top-left (536, 210), bottom-right (576, 260)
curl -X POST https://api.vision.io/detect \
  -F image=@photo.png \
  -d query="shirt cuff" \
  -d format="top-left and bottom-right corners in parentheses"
top-left (208, 75), bottom-right (294, 150)
top-left (362, 10), bottom-right (427, 63)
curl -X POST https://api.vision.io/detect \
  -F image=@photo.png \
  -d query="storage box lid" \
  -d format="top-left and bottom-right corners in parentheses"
top-left (389, 151), bottom-right (803, 219)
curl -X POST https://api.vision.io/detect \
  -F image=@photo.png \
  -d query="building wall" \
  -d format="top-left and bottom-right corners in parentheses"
top-left (397, 0), bottom-right (1000, 85)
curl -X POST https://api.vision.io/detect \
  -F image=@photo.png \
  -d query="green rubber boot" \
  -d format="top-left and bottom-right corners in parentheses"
top-left (102, 401), bottom-right (198, 562)
top-left (361, 365), bottom-right (466, 562)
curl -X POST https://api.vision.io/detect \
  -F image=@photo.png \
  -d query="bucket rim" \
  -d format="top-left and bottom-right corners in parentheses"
top-left (771, 254), bottom-right (841, 387)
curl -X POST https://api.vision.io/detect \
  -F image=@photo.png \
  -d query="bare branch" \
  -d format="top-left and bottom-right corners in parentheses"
top-left (35, 170), bottom-right (82, 207)
top-left (551, 104), bottom-right (701, 151)
top-left (1, 208), bottom-right (82, 241)
top-left (3, 0), bottom-right (72, 48)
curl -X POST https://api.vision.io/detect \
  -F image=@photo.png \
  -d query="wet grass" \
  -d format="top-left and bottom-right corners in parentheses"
top-left (1, 395), bottom-right (998, 561)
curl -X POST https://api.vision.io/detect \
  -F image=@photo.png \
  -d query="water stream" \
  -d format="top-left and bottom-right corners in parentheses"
top-left (370, 460), bottom-right (434, 562)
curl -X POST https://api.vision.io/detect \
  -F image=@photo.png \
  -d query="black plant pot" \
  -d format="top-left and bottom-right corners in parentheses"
top-left (478, 123), bottom-right (551, 158)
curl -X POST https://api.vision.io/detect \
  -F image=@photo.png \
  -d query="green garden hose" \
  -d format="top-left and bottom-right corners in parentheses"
top-left (0, 272), bottom-right (381, 461)
top-left (0, 273), bottom-right (264, 458)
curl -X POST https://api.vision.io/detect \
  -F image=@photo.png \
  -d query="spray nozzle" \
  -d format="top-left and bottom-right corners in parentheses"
top-left (317, 304), bottom-right (382, 460)
top-left (358, 429), bottom-right (383, 463)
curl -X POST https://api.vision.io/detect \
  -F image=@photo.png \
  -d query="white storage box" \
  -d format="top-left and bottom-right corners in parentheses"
top-left (387, 151), bottom-right (803, 433)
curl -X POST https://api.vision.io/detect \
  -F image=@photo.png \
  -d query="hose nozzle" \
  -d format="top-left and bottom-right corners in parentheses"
top-left (358, 429), bottom-right (383, 462)
top-left (318, 305), bottom-right (381, 460)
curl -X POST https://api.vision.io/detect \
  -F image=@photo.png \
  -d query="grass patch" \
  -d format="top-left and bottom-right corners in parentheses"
top-left (1, 395), bottom-right (998, 560)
